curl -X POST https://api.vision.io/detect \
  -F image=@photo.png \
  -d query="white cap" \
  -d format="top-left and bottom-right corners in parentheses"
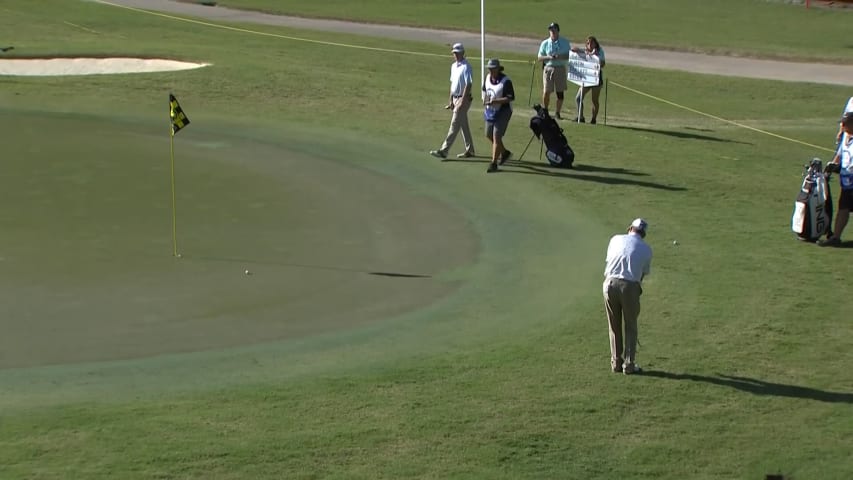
top-left (451, 43), bottom-right (464, 53)
top-left (630, 218), bottom-right (648, 232)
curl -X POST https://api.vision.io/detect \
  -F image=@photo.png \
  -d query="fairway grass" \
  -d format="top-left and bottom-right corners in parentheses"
top-left (1, 1), bottom-right (852, 479)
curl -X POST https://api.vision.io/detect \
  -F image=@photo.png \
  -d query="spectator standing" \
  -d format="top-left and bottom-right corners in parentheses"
top-left (537, 22), bottom-right (571, 120)
top-left (574, 36), bottom-right (606, 124)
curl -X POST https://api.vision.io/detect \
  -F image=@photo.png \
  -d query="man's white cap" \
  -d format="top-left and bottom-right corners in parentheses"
top-left (451, 43), bottom-right (465, 53)
top-left (630, 218), bottom-right (648, 233)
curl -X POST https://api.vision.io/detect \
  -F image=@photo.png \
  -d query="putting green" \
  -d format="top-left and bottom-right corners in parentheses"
top-left (0, 106), bottom-right (617, 409)
top-left (0, 110), bottom-right (479, 369)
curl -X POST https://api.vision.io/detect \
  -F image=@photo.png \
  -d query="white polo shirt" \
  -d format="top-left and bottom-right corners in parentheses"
top-left (450, 59), bottom-right (473, 97)
top-left (604, 232), bottom-right (652, 283)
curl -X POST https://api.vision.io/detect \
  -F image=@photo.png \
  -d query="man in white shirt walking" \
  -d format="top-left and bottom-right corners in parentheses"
top-left (603, 218), bottom-right (653, 375)
top-left (430, 43), bottom-right (475, 160)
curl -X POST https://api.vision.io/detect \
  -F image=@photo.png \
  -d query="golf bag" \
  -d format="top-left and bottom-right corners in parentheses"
top-left (791, 158), bottom-right (833, 242)
top-left (529, 104), bottom-right (574, 168)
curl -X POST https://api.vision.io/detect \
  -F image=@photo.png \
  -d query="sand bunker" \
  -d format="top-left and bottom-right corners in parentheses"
top-left (0, 58), bottom-right (209, 76)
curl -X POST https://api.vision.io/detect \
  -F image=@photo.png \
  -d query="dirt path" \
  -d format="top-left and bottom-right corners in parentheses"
top-left (97, 0), bottom-right (853, 86)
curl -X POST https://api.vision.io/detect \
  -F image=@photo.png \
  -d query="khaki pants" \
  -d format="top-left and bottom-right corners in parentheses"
top-left (603, 277), bottom-right (642, 369)
top-left (440, 96), bottom-right (474, 154)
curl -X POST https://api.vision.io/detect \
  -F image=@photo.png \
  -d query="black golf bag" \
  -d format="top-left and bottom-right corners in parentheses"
top-left (529, 104), bottom-right (574, 168)
top-left (792, 158), bottom-right (833, 242)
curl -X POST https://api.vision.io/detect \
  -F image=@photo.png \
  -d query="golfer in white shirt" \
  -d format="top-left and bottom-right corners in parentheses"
top-left (430, 43), bottom-right (475, 159)
top-left (603, 218), bottom-right (653, 375)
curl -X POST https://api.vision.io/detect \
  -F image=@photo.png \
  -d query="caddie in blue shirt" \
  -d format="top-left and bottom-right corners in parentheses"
top-left (820, 111), bottom-right (853, 247)
top-left (537, 22), bottom-right (571, 119)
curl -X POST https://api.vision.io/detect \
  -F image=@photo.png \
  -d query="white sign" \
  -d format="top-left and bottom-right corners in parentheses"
top-left (568, 51), bottom-right (601, 87)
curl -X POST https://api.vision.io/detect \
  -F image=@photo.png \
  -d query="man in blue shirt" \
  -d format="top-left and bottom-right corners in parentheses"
top-left (537, 22), bottom-right (571, 120)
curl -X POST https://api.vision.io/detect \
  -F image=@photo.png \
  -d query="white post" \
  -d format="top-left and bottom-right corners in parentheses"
top-left (480, 0), bottom-right (485, 99)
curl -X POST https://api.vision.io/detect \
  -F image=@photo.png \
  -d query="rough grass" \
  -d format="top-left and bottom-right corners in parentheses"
top-left (0, 1), bottom-right (851, 479)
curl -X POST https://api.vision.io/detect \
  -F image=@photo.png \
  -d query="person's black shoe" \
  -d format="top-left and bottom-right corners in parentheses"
top-left (487, 162), bottom-right (499, 173)
top-left (555, 112), bottom-right (562, 120)
top-left (499, 150), bottom-right (512, 165)
top-left (818, 236), bottom-right (841, 247)
top-left (623, 364), bottom-right (643, 375)
top-left (577, 117), bottom-right (586, 123)
top-left (590, 118), bottom-right (597, 125)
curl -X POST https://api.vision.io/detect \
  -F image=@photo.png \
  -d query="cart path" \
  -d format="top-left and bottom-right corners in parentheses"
top-left (95, 0), bottom-right (853, 86)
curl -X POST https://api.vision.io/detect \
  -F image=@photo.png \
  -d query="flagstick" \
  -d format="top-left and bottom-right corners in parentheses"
top-left (169, 129), bottom-right (179, 257)
top-left (480, 0), bottom-right (485, 100)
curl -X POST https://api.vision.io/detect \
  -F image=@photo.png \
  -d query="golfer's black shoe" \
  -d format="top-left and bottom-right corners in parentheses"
top-left (612, 359), bottom-right (623, 373)
top-left (590, 118), bottom-right (597, 125)
top-left (487, 162), bottom-right (499, 173)
top-left (577, 117), bottom-right (586, 123)
top-left (555, 112), bottom-right (562, 120)
top-left (499, 150), bottom-right (512, 165)
top-left (623, 365), bottom-right (643, 375)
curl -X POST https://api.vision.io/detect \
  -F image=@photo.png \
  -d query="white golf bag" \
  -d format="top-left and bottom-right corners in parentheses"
top-left (791, 158), bottom-right (833, 242)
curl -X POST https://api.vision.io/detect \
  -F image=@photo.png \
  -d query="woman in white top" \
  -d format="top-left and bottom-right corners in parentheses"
top-left (574, 36), bottom-right (605, 125)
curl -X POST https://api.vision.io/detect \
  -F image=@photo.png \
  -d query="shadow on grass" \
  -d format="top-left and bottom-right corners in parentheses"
top-left (609, 125), bottom-right (752, 144)
top-left (188, 256), bottom-right (432, 278)
top-left (796, 239), bottom-right (853, 249)
top-left (642, 370), bottom-right (853, 403)
top-left (443, 158), bottom-right (684, 190)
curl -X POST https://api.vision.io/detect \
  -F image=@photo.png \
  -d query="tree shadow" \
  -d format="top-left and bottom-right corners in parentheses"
top-left (609, 125), bottom-right (752, 144)
top-left (571, 164), bottom-right (649, 175)
top-left (443, 158), bottom-right (684, 190)
top-left (517, 159), bottom-right (649, 176)
top-left (642, 370), bottom-right (853, 404)
top-left (506, 163), bottom-right (686, 190)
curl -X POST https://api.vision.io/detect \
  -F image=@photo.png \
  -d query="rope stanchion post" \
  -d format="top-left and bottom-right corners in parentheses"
top-left (527, 61), bottom-right (536, 106)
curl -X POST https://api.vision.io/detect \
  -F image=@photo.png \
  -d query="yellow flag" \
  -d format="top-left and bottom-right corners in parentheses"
top-left (169, 93), bottom-right (190, 135)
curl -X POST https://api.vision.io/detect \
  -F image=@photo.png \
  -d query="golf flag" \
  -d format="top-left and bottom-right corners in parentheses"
top-left (167, 93), bottom-right (190, 258)
top-left (169, 93), bottom-right (190, 135)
